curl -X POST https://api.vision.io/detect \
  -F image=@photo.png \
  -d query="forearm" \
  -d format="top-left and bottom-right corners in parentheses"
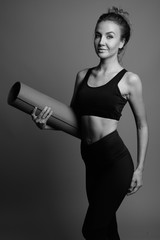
top-left (136, 123), bottom-right (149, 172)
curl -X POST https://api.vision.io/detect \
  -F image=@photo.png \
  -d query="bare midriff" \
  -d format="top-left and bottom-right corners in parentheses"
top-left (80, 115), bottom-right (118, 144)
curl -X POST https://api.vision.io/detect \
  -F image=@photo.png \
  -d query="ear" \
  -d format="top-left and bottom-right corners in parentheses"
top-left (119, 38), bottom-right (125, 50)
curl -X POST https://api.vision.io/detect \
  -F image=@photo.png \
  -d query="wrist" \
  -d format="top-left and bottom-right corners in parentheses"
top-left (136, 166), bottom-right (144, 173)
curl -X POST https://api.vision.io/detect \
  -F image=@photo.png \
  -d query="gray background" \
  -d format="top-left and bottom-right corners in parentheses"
top-left (1, 0), bottom-right (159, 239)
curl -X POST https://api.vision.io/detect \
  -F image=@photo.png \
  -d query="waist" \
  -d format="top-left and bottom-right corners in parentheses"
top-left (81, 129), bottom-right (129, 161)
top-left (80, 129), bottom-right (132, 168)
top-left (80, 115), bottom-right (118, 144)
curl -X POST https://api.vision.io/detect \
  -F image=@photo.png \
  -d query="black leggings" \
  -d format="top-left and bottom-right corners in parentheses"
top-left (80, 130), bottom-right (134, 240)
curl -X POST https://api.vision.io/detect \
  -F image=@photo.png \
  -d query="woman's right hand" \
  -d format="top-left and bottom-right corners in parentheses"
top-left (31, 106), bottom-right (54, 130)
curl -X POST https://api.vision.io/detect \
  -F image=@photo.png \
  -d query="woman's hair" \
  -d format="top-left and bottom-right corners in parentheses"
top-left (95, 6), bottom-right (131, 54)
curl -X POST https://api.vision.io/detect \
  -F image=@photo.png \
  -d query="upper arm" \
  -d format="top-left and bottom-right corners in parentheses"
top-left (70, 69), bottom-right (87, 108)
top-left (127, 73), bottom-right (147, 128)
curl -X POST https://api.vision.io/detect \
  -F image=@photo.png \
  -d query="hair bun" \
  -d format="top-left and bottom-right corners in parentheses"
top-left (108, 6), bottom-right (129, 17)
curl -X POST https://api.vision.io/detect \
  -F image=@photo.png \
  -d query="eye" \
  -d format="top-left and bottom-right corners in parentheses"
top-left (107, 35), bottom-right (114, 39)
top-left (95, 33), bottom-right (101, 39)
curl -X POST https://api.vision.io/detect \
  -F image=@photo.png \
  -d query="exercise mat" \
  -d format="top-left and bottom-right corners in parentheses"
top-left (7, 82), bottom-right (80, 138)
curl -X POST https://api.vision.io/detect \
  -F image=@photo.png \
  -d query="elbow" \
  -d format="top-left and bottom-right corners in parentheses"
top-left (136, 119), bottom-right (148, 132)
top-left (137, 121), bottom-right (149, 141)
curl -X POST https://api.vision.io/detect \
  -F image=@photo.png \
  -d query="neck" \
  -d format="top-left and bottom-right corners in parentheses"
top-left (97, 54), bottom-right (122, 73)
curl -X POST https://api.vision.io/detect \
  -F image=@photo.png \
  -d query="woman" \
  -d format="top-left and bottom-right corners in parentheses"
top-left (31, 7), bottom-right (148, 240)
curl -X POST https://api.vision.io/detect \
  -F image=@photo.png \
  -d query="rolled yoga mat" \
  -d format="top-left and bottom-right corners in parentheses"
top-left (7, 82), bottom-right (80, 138)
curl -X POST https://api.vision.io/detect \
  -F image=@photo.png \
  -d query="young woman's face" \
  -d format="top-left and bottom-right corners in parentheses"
top-left (94, 20), bottom-right (125, 59)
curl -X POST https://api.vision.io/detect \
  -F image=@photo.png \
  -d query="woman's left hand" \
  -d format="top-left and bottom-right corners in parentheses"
top-left (127, 169), bottom-right (143, 196)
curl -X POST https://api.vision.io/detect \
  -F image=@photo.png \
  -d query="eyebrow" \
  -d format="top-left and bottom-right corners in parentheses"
top-left (95, 31), bottom-right (116, 35)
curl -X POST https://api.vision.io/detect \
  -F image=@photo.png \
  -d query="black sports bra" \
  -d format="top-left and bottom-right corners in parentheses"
top-left (73, 68), bottom-right (128, 120)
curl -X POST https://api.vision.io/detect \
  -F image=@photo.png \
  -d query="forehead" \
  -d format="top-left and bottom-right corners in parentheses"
top-left (95, 20), bottom-right (121, 35)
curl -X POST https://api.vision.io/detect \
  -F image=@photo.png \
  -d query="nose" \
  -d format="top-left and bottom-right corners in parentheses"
top-left (99, 35), bottom-right (106, 45)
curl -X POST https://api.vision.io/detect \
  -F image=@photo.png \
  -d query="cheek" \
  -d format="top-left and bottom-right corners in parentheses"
top-left (94, 38), bottom-right (98, 46)
top-left (109, 40), bottom-right (121, 50)
top-left (94, 39), bottom-right (99, 51)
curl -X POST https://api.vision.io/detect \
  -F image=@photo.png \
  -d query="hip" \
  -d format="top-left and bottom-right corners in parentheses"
top-left (81, 130), bottom-right (133, 166)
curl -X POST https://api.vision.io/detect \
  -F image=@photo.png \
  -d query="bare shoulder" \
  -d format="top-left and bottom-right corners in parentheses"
top-left (70, 68), bottom-right (89, 106)
top-left (72, 68), bottom-right (89, 93)
top-left (125, 71), bottom-right (142, 91)
top-left (75, 68), bottom-right (89, 86)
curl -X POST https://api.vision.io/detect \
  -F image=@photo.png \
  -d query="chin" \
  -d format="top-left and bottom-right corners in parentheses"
top-left (96, 52), bottom-right (109, 58)
top-left (97, 51), bottom-right (118, 60)
top-left (97, 53), bottom-right (110, 59)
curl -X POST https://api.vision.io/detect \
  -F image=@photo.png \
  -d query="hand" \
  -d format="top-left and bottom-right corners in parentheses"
top-left (31, 106), bottom-right (53, 130)
top-left (127, 169), bottom-right (143, 196)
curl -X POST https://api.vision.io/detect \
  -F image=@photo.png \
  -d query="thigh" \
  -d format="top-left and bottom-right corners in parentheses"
top-left (81, 131), bottom-right (134, 239)
top-left (82, 151), bottom-right (134, 239)
top-left (87, 153), bottom-right (134, 225)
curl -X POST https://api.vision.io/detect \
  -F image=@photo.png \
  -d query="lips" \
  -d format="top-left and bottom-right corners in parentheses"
top-left (97, 48), bottom-right (108, 52)
top-left (98, 47), bottom-right (108, 50)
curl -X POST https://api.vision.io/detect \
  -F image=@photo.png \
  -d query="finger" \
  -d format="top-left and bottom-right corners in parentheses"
top-left (45, 110), bottom-right (53, 121)
top-left (42, 107), bottom-right (52, 119)
top-left (130, 180), bottom-right (136, 190)
top-left (127, 184), bottom-right (142, 196)
top-left (31, 107), bottom-right (38, 119)
top-left (128, 187), bottom-right (138, 195)
top-left (127, 187), bottom-right (134, 195)
top-left (35, 116), bottom-right (45, 124)
top-left (127, 188), bottom-right (136, 196)
top-left (32, 106), bottom-right (37, 115)
top-left (127, 179), bottom-right (136, 193)
top-left (38, 106), bottom-right (48, 119)
top-left (38, 110), bottom-right (53, 129)
top-left (35, 118), bottom-right (46, 129)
